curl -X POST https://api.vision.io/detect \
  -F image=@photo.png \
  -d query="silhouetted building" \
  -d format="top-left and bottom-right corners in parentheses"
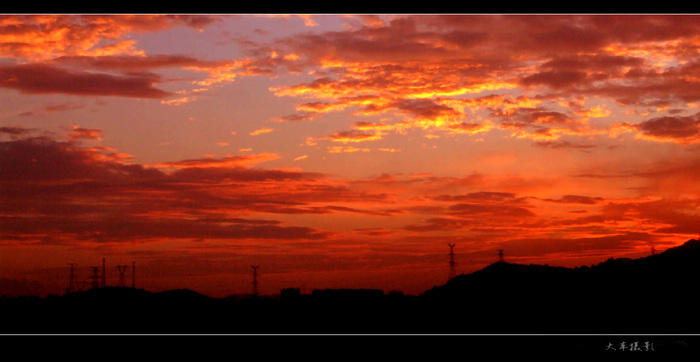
top-left (311, 288), bottom-right (384, 301)
top-left (280, 287), bottom-right (301, 300)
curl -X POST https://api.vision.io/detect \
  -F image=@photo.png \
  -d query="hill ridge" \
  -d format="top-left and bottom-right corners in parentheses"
top-left (3, 238), bottom-right (700, 334)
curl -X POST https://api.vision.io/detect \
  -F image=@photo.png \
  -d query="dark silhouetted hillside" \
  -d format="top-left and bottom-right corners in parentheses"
top-left (3, 239), bottom-right (700, 334)
top-left (420, 239), bottom-right (700, 333)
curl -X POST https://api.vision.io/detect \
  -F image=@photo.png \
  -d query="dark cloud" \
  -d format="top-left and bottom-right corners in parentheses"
top-left (0, 135), bottom-right (161, 182)
top-left (0, 215), bottom-right (331, 242)
top-left (520, 70), bottom-right (589, 89)
top-left (498, 232), bottom-right (659, 259)
top-left (533, 141), bottom-right (595, 149)
top-left (636, 113), bottom-right (700, 142)
top-left (328, 129), bottom-right (379, 143)
top-left (447, 122), bottom-right (489, 133)
top-left (274, 113), bottom-right (314, 122)
top-left (165, 15), bottom-right (220, 30)
top-left (18, 102), bottom-right (85, 117)
top-left (0, 133), bottom-right (399, 244)
top-left (169, 165), bottom-right (321, 183)
top-left (52, 54), bottom-right (226, 72)
top-left (0, 64), bottom-right (171, 98)
top-left (434, 191), bottom-right (519, 203)
top-left (403, 191), bottom-right (536, 233)
top-left (448, 203), bottom-right (535, 218)
top-left (394, 98), bottom-right (462, 120)
top-left (402, 217), bottom-right (474, 232)
top-left (156, 153), bottom-right (281, 169)
top-left (541, 195), bottom-right (604, 205)
top-left (0, 126), bottom-right (35, 136)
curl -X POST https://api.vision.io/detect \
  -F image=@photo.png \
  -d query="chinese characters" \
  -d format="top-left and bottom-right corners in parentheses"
top-left (606, 341), bottom-right (654, 352)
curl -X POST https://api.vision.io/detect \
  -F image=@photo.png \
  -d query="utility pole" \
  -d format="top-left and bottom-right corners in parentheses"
top-left (448, 243), bottom-right (457, 281)
top-left (66, 263), bottom-right (79, 294)
top-left (101, 258), bottom-right (106, 288)
top-left (251, 265), bottom-right (259, 298)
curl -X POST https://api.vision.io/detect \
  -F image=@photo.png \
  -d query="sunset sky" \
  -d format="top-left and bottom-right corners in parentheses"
top-left (3, 14), bottom-right (700, 298)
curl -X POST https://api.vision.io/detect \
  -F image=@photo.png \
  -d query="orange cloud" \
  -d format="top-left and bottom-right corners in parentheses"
top-left (328, 129), bottom-right (383, 143)
top-left (0, 15), bottom-right (217, 61)
top-left (151, 153), bottom-right (281, 169)
top-left (250, 128), bottom-right (275, 136)
top-left (66, 127), bottom-right (103, 141)
top-left (447, 120), bottom-right (494, 135)
top-left (327, 146), bottom-right (370, 153)
top-left (242, 15), bottom-right (700, 154)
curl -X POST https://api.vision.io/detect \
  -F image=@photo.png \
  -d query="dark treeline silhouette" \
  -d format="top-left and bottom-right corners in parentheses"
top-left (3, 239), bottom-right (700, 335)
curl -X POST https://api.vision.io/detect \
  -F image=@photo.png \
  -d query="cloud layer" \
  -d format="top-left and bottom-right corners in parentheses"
top-left (4, 15), bottom-right (700, 297)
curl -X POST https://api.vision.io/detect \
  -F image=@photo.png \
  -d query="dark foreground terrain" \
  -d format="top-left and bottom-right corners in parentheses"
top-left (3, 239), bottom-right (700, 336)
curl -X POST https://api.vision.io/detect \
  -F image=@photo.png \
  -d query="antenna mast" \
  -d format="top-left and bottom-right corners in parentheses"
top-left (448, 243), bottom-right (457, 281)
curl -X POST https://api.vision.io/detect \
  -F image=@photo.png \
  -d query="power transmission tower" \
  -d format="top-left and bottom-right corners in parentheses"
top-left (89, 266), bottom-right (100, 289)
top-left (498, 249), bottom-right (504, 263)
top-left (117, 265), bottom-right (128, 287)
top-left (66, 263), bottom-right (79, 294)
top-left (448, 243), bottom-right (457, 281)
top-left (251, 265), bottom-right (259, 298)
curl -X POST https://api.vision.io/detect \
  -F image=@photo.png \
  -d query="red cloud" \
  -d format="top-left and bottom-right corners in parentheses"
top-left (533, 141), bottom-right (595, 150)
top-left (611, 112), bottom-right (700, 144)
top-left (520, 70), bottom-right (589, 89)
top-left (448, 203), bottom-right (535, 218)
top-left (0, 131), bottom-right (401, 245)
top-left (394, 98), bottom-right (464, 122)
top-left (328, 129), bottom-right (381, 143)
top-left (253, 15), bottom-right (700, 146)
top-left (541, 195), bottom-right (604, 205)
top-left (0, 134), bottom-right (159, 182)
top-left (636, 113), bottom-right (700, 143)
top-left (52, 54), bottom-right (225, 72)
top-left (66, 127), bottom-right (103, 141)
top-left (0, 64), bottom-right (171, 98)
top-left (0, 126), bottom-right (35, 137)
top-left (152, 153), bottom-right (281, 169)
